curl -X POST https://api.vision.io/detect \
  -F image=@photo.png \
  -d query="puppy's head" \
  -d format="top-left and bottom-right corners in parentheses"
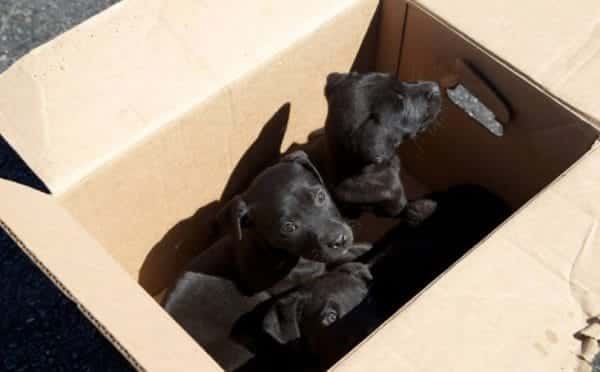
top-left (325, 72), bottom-right (441, 165)
top-left (217, 151), bottom-right (354, 262)
top-left (232, 262), bottom-right (372, 349)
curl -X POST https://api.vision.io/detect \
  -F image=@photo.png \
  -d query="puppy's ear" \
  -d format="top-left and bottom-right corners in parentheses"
top-left (281, 150), bottom-right (325, 185)
top-left (263, 292), bottom-right (306, 344)
top-left (325, 72), bottom-right (345, 97)
top-left (216, 195), bottom-right (249, 241)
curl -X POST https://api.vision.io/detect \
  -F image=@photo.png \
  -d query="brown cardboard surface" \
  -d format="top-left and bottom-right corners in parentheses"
top-left (0, 0), bottom-right (376, 195)
top-left (57, 0), bottom-right (379, 296)
top-left (374, 0), bottom-right (407, 73)
top-left (0, 179), bottom-right (220, 372)
top-left (398, 5), bottom-right (598, 208)
top-left (2, 0), bottom-right (600, 370)
top-left (335, 144), bottom-right (600, 372)
top-left (415, 0), bottom-right (600, 127)
top-left (330, 5), bottom-right (600, 370)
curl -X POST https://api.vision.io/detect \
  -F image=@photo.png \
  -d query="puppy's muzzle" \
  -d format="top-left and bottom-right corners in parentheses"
top-left (318, 222), bottom-right (354, 256)
top-left (326, 233), bottom-right (348, 250)
top-left (420, 82), bottom-right (442, 130)
top-left (427, 82), bottom-right (441, 99)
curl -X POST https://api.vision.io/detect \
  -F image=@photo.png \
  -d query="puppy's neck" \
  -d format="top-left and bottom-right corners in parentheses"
top-left (234, 232), bottom-right (300, 295)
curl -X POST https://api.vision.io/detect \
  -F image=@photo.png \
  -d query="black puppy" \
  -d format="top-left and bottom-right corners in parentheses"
top-left (163, 271), bottom-right (270, 370)
top-left (322, 72), bottom-right (441, 218)
top-left (162, 151), bottom-right (371, 370)
top-left (176, 150), bottom-right (370, 296)
top-left (314, 185), bottom-right (512, 368)
top-left (231, 262), bottom-right (373, 372)
top-left (232, 185), bottom-right (511, 370)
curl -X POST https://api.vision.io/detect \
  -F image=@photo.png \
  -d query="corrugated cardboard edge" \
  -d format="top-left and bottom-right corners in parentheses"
top-left (0, 179), bottom-right (221, 372)
top-left (0, 221), bottom-right (144, 370)
top-left (410, 1), bottom-right (600, 132)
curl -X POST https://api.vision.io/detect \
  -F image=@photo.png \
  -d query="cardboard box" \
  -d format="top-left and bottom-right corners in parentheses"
top-left (1, 0), bottom-right (600, 370)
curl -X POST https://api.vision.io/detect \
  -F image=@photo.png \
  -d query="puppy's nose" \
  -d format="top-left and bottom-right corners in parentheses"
top-left (327, 233), bottom-right (348, 250)
top-left (426, 83), bottom-right (441, 100)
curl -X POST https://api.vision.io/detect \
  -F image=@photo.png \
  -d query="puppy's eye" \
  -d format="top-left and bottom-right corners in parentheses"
top-left (321, 310), bottom-right (338, 326)
top-left (315, 190), bottom-right (327, 204)
top-left (280, 221), bottom-right (298, 234)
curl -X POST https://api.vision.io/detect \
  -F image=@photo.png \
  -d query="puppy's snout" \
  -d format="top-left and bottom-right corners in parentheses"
top-left (327, 233), bottom-right (348, 250)
top-left (425, 83), bottom-right (441, 100)
top-left (430, 83), bottom-right (441, 97)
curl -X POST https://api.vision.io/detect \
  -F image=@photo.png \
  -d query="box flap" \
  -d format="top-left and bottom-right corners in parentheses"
top-left (415, 0), bottom-right (600, 128)
top-left (334, 145), bottom-right (600, 371)
top-left (0, 179), bottom-right (220, 371)
top-left (0, 0), bottom-right (368, 194)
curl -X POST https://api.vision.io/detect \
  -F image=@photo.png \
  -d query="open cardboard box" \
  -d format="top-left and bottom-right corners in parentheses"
top-left (2, 0), bottom-right (600, 370)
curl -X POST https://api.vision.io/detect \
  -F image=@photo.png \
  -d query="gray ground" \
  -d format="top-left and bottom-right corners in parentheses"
top-left (0, 0), bottom-right (120, 72)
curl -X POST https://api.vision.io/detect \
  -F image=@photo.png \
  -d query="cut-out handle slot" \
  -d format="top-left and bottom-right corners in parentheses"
top-left (442, 59), bottom-right (511, 136)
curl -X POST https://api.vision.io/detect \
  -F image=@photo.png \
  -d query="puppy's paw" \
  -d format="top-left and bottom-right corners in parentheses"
top-left (403, 198), bottom-right (437, 227)
top-left (348, 242), bottom-right (373, 258)
top-left (331, 242), bottom-right (373, 265)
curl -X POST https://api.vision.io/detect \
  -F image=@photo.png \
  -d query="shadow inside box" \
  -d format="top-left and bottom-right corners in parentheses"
top-left (140, 103), bottom-right (292, 297)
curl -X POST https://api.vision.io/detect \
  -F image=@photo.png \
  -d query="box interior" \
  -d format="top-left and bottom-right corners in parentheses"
top-left (138, 2), bottom-right (597, 294)
top-left (47, 1), bottom-right (599, 368)
top-left (397, 5), bottom-right (598, 209)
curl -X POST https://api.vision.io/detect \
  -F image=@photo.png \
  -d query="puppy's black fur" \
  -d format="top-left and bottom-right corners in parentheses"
top-left (312, 185), bottom-right (511, 365)
top-left (163, 272), bottom-right (270, 371)
top-left (166, 150), bottom-right (369, 297)
top-left (232, 185), bottom-right (511, 371)
top-left (231, 263), bottom-right (373, 372)
top-left (324, 72), bottom-right (441, 168)
top-left (162, 151), bottom-right (372, 370)
top-left (321, 72), bottom-right (442, 218)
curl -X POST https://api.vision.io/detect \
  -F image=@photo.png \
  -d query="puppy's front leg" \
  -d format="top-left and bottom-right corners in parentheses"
top-left (328, 242), bottom-right (373, 266)
top-left (334, 169), bottom-right (396, 205)
top-left (400, 198), bottom-right (437, 227)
